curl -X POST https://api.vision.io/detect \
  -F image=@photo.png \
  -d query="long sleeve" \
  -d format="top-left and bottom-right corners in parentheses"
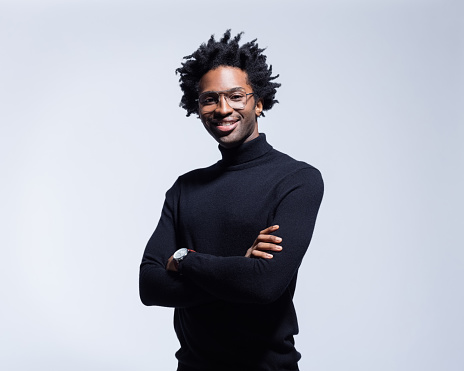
top-left (139, 182), bottom-right (214, 308)
top-left (142, 134), bottom-right (323, 370)
top-left (179, 167), bottom-right (324, 304)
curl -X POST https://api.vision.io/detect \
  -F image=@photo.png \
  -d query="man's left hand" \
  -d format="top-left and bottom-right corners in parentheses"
top-left (166, 256), bottom-right (178, 272)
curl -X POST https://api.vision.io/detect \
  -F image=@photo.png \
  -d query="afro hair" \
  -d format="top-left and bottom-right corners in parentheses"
top-left (175, 30), bottom-right (281, 117)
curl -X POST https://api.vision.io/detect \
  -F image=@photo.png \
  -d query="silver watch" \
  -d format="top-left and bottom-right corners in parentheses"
top-left (173, 248), bottom-right (189, 268)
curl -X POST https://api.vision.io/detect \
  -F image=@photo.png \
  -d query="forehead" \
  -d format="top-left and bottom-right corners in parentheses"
top-left (198, 66), bottom-right (251, 93)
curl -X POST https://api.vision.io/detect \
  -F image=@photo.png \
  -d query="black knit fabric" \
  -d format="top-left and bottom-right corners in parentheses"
top-left (140, 134), bottom-right (324, 371)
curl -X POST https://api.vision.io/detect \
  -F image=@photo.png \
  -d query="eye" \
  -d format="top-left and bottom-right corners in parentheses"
top-left (200, 96), bottom-right (217, 105)
top-left (229, 93), bottom-right (245, 101)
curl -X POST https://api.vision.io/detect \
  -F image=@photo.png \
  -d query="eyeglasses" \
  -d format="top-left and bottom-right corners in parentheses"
top-left (198, 87), bottom-right (255, 113)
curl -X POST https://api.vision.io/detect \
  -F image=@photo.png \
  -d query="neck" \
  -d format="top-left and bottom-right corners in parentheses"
top-left (218, 133), bottom-right (272, 166)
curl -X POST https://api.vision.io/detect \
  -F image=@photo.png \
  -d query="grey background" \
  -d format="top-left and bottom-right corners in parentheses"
top-left (1, 0), bottom-right (463, 370)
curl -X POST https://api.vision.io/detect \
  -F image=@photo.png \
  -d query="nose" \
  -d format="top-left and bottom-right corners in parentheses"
top-left (215, 95), bottom-right (234, 115)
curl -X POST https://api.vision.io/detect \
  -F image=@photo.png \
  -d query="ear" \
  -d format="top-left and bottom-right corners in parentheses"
top-left (255, 99), bottom-right (263, 117)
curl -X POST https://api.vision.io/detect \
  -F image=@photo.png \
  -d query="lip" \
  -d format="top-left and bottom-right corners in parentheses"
top-left (212, 119), bottom-right (239, 133)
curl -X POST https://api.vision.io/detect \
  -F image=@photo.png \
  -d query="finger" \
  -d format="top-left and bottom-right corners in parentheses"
top-left (251, 250), bottom-right (274, 259)
top-left (255, 234), bottom-right (282, 244)
top-left (255, 242), bottom-right (283, 251)
top-left (259, 225), bottom-right (279, 234)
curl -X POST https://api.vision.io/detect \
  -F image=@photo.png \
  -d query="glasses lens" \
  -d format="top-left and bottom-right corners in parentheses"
top-left (198, 89), bottom-right (248, 112)
top-left (199, 92), bottom-right (219, 107)
top-left (226, 90), bottom-right (246, 109)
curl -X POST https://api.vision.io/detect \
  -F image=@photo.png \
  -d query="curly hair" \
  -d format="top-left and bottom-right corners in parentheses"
top-left (175, 30), bottom-right (281, 117)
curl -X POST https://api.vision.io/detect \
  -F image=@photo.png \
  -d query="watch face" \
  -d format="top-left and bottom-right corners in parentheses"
top-left (173, 248), bottom-right (188, 260)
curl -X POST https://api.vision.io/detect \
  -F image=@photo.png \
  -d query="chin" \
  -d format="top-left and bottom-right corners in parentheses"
top-left (217, 139), bottom-right (242, 149)
top-left (217, 140), bottom-right (237, 149)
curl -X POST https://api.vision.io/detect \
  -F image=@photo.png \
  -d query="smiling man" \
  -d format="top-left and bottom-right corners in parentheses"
top-left (196, 68), bottom-right (262, 148)
top-left (139, 30), bottom-right (324, 371)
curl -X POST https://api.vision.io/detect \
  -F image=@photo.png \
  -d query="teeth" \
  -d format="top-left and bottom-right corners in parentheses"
top-left (214, 121), bottom-right (236, 126)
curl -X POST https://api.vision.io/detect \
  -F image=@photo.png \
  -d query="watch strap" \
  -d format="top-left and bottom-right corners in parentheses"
top-left (173, 249), bottom-right (196, 270)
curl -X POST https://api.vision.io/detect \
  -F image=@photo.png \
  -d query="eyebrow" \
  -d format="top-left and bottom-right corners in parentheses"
top-left (199, 87), bottom-right (245, 95)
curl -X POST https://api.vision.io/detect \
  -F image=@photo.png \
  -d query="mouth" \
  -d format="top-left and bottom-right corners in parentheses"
top-left (212, 119), bottom-right (239, 132)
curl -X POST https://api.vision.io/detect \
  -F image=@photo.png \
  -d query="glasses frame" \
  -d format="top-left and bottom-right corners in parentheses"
top-left (197, 87), bottom-right (255, 113)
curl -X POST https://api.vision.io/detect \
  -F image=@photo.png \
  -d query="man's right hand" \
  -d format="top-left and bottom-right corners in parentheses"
top-left (245, 225), bottom-right (282, 259)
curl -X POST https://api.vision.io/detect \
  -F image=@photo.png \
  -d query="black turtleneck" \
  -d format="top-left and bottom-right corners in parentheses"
top-left (140, 134), bottom-right (323, 371)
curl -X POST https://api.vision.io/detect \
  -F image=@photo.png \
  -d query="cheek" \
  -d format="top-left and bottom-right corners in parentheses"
top-left (245, 109), bottom-right (256, 122)
top-left (198, 113), bottom-right (208, 124)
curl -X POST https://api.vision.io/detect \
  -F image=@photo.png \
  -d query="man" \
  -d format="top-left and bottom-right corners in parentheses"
top-left (139, 30), bottom-right (324, 371)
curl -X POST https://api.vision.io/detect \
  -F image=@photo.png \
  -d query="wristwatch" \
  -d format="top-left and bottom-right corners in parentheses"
top-left (173, 248), bottom-right (195, 270)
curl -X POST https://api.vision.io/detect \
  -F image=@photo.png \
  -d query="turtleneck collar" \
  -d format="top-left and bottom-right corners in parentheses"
top-left (218, 133), bottom-right (273, 167)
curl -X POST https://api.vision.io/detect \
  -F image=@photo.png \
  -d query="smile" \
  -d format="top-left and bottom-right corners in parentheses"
top-left (212, 119), bottom-right (239, 132)
top-left (214, 119), bottom-right (239, 126)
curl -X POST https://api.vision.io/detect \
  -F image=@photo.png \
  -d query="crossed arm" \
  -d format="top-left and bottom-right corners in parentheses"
top-left (140, 222), bottom-right (284, 308)
top-left (139, 168), bottom-right (323, 308)
top-left (166, 225), bottom-right (282, 271)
